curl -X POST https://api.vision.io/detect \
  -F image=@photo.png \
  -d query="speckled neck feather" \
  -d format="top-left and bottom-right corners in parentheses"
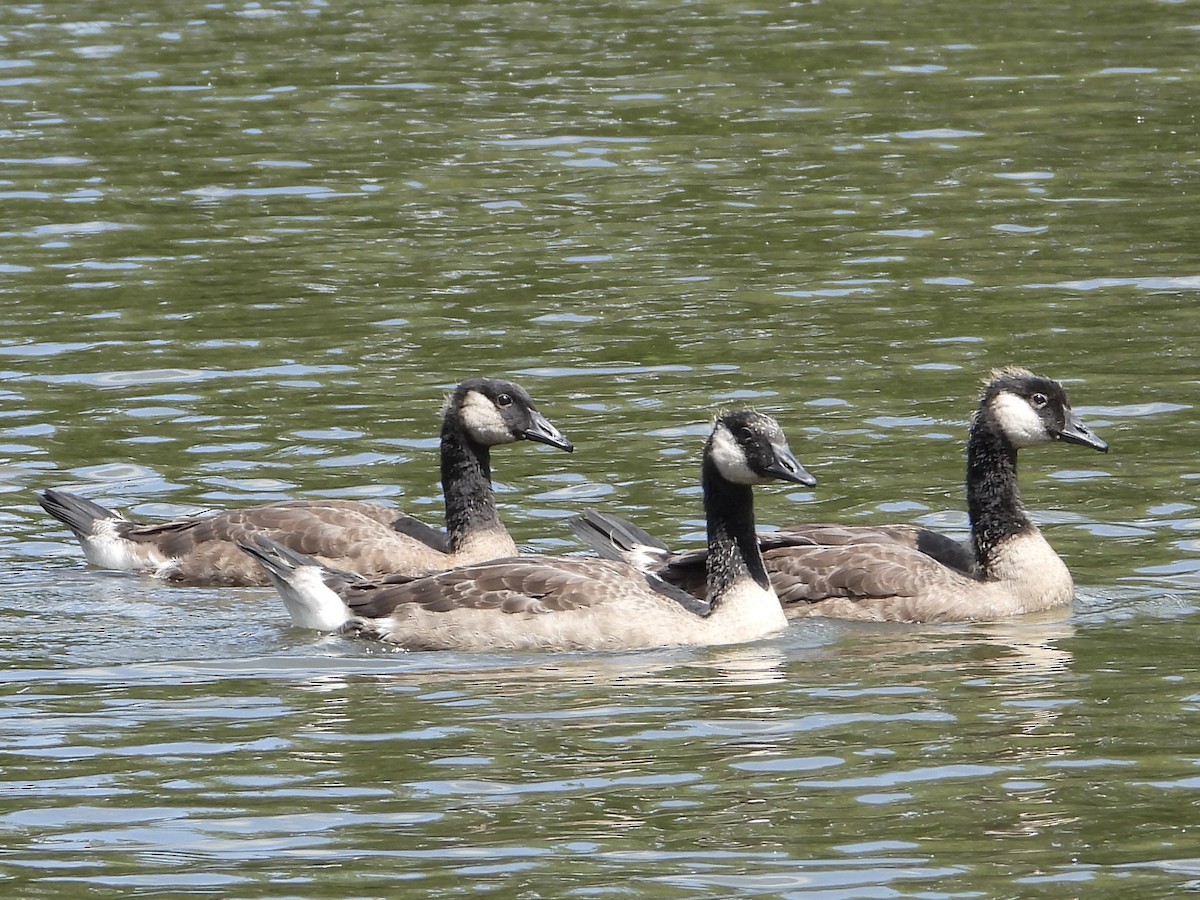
top-left (440, 413), bottom-right (504, 550)
top-left (702, 456), bottom-right (772, 600)
top-left (966, 405), bottom-right (1035, 576)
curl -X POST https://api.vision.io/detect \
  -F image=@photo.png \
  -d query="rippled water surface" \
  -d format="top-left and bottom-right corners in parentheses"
top-left (3, 0), bottom-right (1200, 896)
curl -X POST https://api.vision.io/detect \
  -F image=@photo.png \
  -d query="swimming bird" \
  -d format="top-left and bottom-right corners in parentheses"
top-left (238, 410), bottom-right (816, 651)
top-left (570, 368), bottom-right (1109, 623)
top-left (39, 377), bottom-right (574, 586)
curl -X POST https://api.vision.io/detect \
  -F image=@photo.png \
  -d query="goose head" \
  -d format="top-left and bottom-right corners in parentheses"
top-left (707, 410), bottom-right (817, 486)
top-left (981, 367), bottom-right (1108, 453)
top-left (449, 377), bottom-right (574, 451)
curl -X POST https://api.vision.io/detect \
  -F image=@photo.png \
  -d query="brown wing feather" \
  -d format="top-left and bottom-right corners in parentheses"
top-left (341, 558), bottom-right (627, 619)
top-left (120, 502), bottom-right (400, 550)
top-left (658, 550), bottom-right (708, 600)
top-left (646, 525), bottom-right (975, 604)
top-left (118, 502), bottom-right (444, 583)
top-left (776, 523), bottom-right (976, 575)
top-left (763, 543), bottom-right (973, 607)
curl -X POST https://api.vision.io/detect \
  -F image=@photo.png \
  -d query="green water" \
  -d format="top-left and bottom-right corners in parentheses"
top-left (2, 0), bottom-right (1199, 896)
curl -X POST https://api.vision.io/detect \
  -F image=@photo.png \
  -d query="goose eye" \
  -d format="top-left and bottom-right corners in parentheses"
top-left (496, 393), bottom-right (514, 408)
top-left (738, 427), bottom-right (754, 442)
top-left (1030, 392), bottom-right (1048, 409)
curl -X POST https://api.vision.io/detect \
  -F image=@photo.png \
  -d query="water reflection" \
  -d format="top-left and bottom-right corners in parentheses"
top-left (824, 613), bottom-right (1076, 681)
top-left (1, 0), bottom-right (1199, 895)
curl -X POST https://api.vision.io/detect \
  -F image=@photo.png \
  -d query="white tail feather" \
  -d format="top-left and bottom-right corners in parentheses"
top-left (265, 564), bottom-right (355, 632)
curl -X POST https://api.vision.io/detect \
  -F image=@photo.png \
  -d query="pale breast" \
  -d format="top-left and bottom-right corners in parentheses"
top-left (985, 531), bottom-right (1074, 613)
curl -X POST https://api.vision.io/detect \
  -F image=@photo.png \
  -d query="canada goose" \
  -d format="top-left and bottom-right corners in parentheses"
top-left (39, 377), bottom-right (574, 587)
top-left (238, 410), bottom-right (817, 651)
top-left (570, 368), bottom-right (1109, 623)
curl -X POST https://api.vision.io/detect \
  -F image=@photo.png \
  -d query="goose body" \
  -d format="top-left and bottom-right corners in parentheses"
top-left (240, 411), bottom-right (816, 651)
top-left (571, 369), bottom-right (1108, 623)
top-left (39, 378), bottom-right (573, 586)
top-left (768, 525), bottom-right (1072, 623)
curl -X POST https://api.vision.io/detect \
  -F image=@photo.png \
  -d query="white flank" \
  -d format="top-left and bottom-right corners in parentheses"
top-left (990, 392), bottom-right (1049, 448)
top-left (459, 390), bottom-right (516, 445)
top-left (81, 520), bottom-right (168, 572)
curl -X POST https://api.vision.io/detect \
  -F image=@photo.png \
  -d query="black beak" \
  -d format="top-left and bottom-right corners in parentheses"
top-left (523, 410), bottom-right (575, 453)
top-left (765, 442), bottom-right (818, 487)
top-left (1057, 411), bottom-right (1109, 453)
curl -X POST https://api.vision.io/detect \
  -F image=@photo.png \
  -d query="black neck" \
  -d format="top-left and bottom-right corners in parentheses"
top-left (440, 417), bottom-right (503, 550)
top-left (702, 458), bottom-right (771, 600)
top-left (966, 409), bottom-right (1035, 574)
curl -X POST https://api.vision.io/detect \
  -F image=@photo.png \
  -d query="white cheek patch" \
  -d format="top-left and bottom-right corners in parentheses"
top-left (990, 393), bottom-right (1050, 448)
top-left (459, 390), bottom-right (517, 445)
top-left (710, 424), bottom-right (762, 484)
